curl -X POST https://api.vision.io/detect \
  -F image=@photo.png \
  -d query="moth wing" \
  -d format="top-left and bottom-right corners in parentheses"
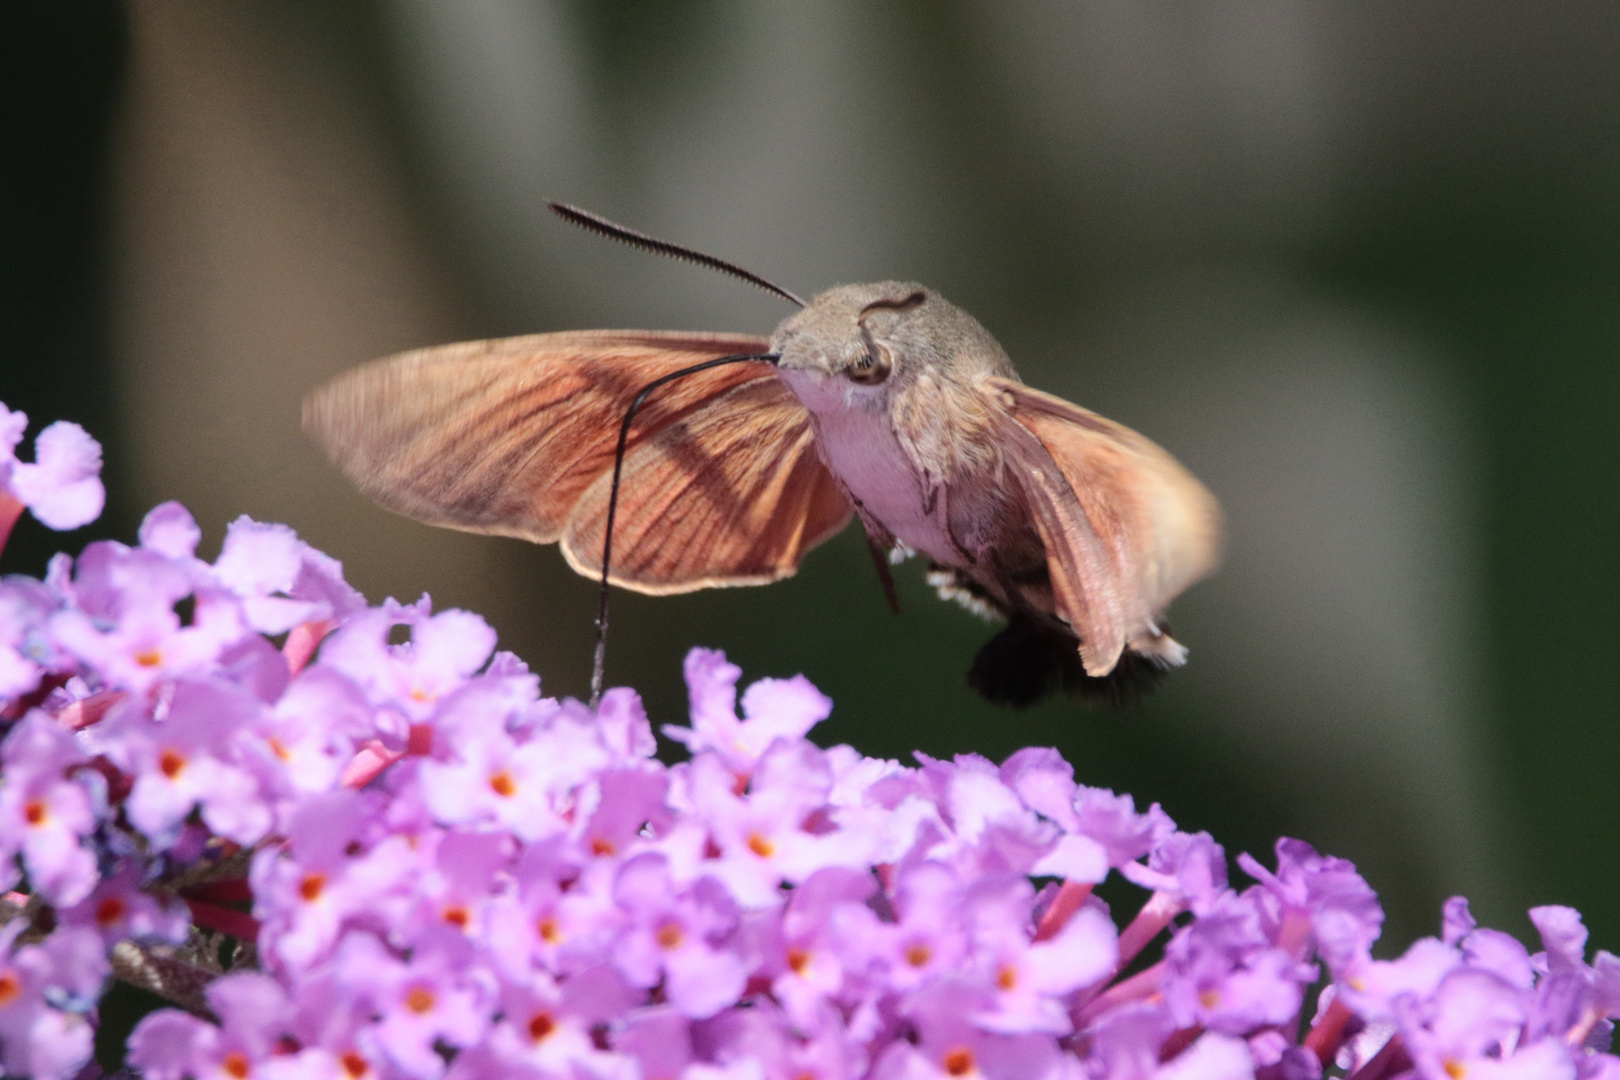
top-left (999, 418), bottom-right (1132, 677)
top-left (994, 378), bottom-right (1221, 676)
top-left (561, 376), bottom-right (853, 592)
top-left (305, 330), bottom-right (850, 589)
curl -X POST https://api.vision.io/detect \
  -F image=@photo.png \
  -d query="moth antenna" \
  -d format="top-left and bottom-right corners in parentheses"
top-left (550, 202), bottom-right (807, 308)
top-left (590, 351), bottom-right (782, 707)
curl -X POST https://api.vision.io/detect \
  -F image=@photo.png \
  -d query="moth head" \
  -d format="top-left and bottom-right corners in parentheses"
top-left (771, 282), bottom-right (1015, 403)
top-left (770, 282), bottom-right (928, 386)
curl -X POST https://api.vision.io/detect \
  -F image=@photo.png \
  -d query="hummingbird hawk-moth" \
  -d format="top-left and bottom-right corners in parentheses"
top-left (304, 205), bottom-right (1220, 708)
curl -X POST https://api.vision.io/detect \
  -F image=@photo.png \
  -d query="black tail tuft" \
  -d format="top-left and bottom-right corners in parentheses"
top-left (966, 616), bottom-right (1168, 709)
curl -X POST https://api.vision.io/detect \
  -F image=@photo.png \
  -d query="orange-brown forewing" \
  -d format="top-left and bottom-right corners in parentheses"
top-left (995, 379), bottom-right (1220, 675)
top-left (303, 330), bottom-right (852, 591)
top-left (560, 376), bottom-right (852, 592)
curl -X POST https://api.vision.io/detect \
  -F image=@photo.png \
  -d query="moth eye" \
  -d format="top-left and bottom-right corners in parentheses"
top-left (847, 343), bottom-right (892, 385)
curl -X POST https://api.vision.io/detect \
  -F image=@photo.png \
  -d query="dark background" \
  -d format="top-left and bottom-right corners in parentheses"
top-left (6, 0), bottom-right (1620, 975)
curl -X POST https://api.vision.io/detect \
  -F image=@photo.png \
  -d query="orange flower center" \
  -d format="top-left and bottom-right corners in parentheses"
top-left (904, 942), bottom-right (932, 968)
top-left (299, 872), bottom-right (326, 903)
top-left (655, 921), bottom-right (684, 950)
top-left (134, 649), bottom-right (163, 668)
top-left (746, 832), bottom-right (775, 858)
top-left (786, 947), bottom-right (811, 975)
top-left (590, 837), bottom-right (616, 857)
top-left (159, 748), bottom-right (186, 779)
top-left (942, 1047), bottom-right (975, 1077)
top-left (527, 1011), bottom-right (556, 1043)
top-left (339, 1051), bottom-right (370, 1079)
top-left (537, 916), bottom-right (560, 944)
top-left (222, 1051), bottom-right (251, 1079)
top-left (404, 985), bottom-right (435, 1014)
top-left (96, 897), bottom-right (126, 927)
top-left (0, 973), bottom-right (20, 1007)
top-left (22, 800), bottom-right (46, 827)
top-left (488, 770), bottom-right (515, 797)
top-left (442, 905), bottom-right (469, 929)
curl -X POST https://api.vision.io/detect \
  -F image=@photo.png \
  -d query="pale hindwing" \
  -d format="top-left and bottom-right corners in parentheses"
top-left (304, 329), bottom-right (779, 543)
top-left (561, 377), bottom-right (854, 593)
top-left (994, 378), bottom-right (1221, 676)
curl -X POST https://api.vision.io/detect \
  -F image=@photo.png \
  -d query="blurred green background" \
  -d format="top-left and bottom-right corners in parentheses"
top-left (5, 0), bottom-right (1620, 961)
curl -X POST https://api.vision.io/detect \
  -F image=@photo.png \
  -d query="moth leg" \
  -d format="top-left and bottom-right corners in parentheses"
top-left (841, 482), bottom-right (902, 615)
top-left (861, 527), bottom-right (901, 614)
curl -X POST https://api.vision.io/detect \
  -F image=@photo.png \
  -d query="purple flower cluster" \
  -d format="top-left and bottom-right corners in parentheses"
top-left (1, 402), bottom-right (1618, 1080)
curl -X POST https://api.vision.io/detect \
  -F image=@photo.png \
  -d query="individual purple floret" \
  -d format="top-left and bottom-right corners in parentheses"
top-left (0, 714), bottom-right (100, 906)
top-left (0, 403), bottom-right (105, 541)
top-left (0, 403), bottom-right (1618, 1080)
